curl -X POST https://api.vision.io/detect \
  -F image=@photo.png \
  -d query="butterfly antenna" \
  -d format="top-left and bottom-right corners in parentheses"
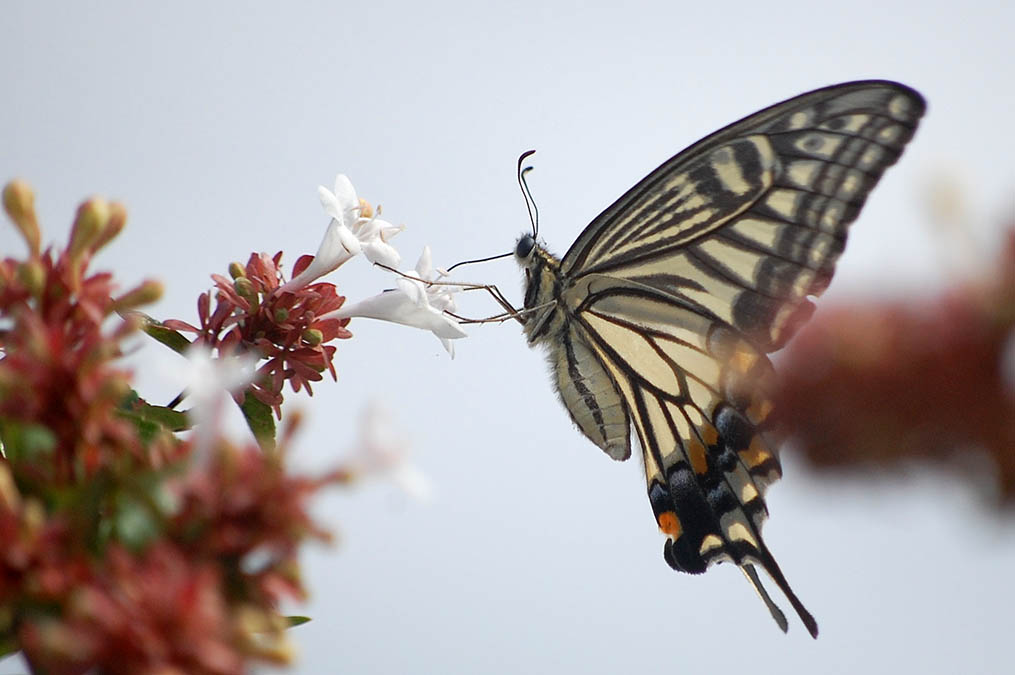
top-left (517, 149), bottom-right (539, 237)
top-left (443, 150), bottom-right (540, 273)
top-left (445, 251), bottom-right (513, 273)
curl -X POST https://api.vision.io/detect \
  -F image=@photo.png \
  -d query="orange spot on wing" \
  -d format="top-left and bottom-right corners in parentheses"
top-left (701, 424), bottom-right (719, 447)
top-left (687, 437), bottom-right (709, 475)
top-left (658, 511), bottom-right (683, 538)
top-left (740, 437), bottom-right (773, 469)
top-left (746, 396), bottom-right (774, 425)
top-left (731, 348), bottom-right (756, 374)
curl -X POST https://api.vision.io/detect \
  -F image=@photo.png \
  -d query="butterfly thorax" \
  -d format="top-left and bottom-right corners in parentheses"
top-left (515, 234), bottom-right (568, 345)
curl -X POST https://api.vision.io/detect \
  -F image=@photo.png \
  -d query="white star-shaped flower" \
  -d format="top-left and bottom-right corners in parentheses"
top-left (343, 402), bottom-right (432, 501)
top-left (324, 246), bottom-right (467, 357)
top-left (171, 345), bottom-right (257, 460)
top-left (279, 174), bottom-right (404, 292)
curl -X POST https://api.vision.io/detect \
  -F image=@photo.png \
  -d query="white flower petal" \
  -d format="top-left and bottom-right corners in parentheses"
top-left (363, 239), bottom-right (402, 268)
top-left (415, 245), bottom-right (433, 278)
top-left (318, 245), bottom-right (467, 357)
top-left (175, 345), bottom-right (257, 462)
top-left (278, 221), bottom-right (359, 293)
top-left (429, 291), bottom-right (455, 313)
top-left (317, 185), bottom-right (344, 223)
top-left (392, 464), bottom-right (434, 501)
top-left (326, 286), bottom-right (467, 343)
top-left (430, 315), bottom-right (468, 339)
top-left (180, 346), bottom-right (255, 399)
top-left (396, 276), bottom-right (428, 308)
top-left (332, 174), bottom-right (359, 215)
top-left (329, 289), bottom-right (413, 321)
top-left (439, 336), bottom-right (455, 358)
top-left (352, 215), bottom-right (380, 239)
top-left (343, 403), bottom-right (431, 502)
top-left (335, 223), bottom-right (363, 256)
top-left (379, 222), bottom-right (406, 242)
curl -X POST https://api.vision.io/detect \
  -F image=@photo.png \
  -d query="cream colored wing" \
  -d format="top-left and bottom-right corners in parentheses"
top-left (548, 325), bottom-right (632, 461)
top-left (561, 277), bottom-right (818, 636)
top-left (561, 80), bottom-right (925, 352)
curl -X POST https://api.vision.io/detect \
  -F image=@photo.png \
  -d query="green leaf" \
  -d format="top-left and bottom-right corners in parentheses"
top-left (90, 468), bottom-right (177, 552)
top-left (239, 391), bottom-right (276, 452)
top-left (126, 310), bottom-right (192, 354)
top-left (113, 491), bottom-right (163, 550)
top-left (0, 420), bottom-right (56, 462)
top-left (285, 616), bottom-right (312, 628)
top-left (118, 391), bottom-right (190, 434)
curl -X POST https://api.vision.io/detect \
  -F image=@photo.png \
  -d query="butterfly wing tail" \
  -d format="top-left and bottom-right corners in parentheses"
top-left (744, 552), bottom-right (819, 638)
top-left (742, 564), bottom-right (788, 633)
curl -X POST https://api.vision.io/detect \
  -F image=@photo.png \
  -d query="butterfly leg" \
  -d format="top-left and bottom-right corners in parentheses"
top-left (373, 262), bottom-right (527, 325)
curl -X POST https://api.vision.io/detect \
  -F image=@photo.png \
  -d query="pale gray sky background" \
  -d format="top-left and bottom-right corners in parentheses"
top-left (3, 2), bottom-right (1014, 674)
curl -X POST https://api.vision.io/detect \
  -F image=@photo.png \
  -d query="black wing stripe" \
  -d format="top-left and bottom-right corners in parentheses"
top-left (742, 207), bottom-right (849, 241)
top-left (562, 329), bottom-right (607, 439)
top-left (684, 246), bottom-right (785, 300)
top-left (581, 308), bottom-right (725, 405)
top-left (579, 301), bottom-right (779, 499)
top-left (561, 81), bottom-right (924, 278)
top-left (767, 125), bottom-right (915, 155)
top-left (717, 227), bottom-right (842, 274)
top-left (689, 235), bottom-right (836, 305)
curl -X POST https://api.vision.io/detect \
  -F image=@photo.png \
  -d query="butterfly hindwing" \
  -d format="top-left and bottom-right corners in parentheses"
top-left (565, 280), bottom-right (777, 528)
top-left (563, 280), bottom-right (817, 635)
top-left (551, 323), bottom-right (632, 461)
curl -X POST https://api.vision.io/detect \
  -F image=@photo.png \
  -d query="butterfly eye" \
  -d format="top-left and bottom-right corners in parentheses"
top-left (515, 234), bottom-right (536, 259)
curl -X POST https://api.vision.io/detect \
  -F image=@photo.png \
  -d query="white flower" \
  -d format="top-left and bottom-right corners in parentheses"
top-left (174, 345), bottom-right (257, 460)
top-left (279, 174), bottom-right (405, 292)
top-left (323, 245), bottom-right (467, 357)
top-left (343, 402), bottom-right (432, 501)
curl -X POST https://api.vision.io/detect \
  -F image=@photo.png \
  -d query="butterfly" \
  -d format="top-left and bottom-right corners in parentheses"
top-left (511, 81), bottom-right (925, 637)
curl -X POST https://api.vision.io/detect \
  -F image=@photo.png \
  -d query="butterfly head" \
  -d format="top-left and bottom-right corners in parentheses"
top-left (514, 232), bottom-right (558, 284)
top-left (514, 232), bottom-right (542, 296)
top-left (515, 233), bottom-right (536, 261)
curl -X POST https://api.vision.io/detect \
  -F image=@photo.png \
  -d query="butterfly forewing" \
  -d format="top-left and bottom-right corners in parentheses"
top-left (516, 80), bottom-right (925, 638)
top-left (561, 81), bottom-right (925, 352)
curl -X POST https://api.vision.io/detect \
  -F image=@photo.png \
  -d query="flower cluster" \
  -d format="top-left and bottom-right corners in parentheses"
top-left (0, 171), bottom-right (463, 673)
top-left (0, 184), bottom-right (168, 484)
top-left (774, 222), bottom-right (1015, 501)
top-left (14, 541), bottom-right (241, 674)
top-left (160, 173), bottom-right (468, 426)
top-left (162, 251), bottom-right (352, 417)
top-left (283, 174), bottom-right (468, 357)
top-left (0, 181), bottom-right (343, 673)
